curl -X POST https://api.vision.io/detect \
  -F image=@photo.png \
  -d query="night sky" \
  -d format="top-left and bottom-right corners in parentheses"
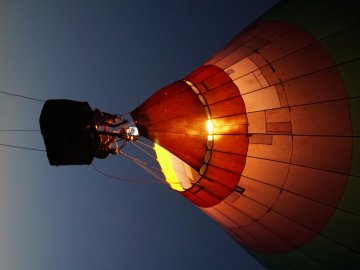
top-left (0, 1), bottom-right (278, 269)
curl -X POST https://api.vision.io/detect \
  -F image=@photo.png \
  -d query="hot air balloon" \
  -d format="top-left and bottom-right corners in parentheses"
top-left (130, 1), bottom-right (360, 269)
top-left (40, 0), bottom-right (360, 269)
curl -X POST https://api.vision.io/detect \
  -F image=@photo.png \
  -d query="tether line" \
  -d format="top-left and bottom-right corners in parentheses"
top-left (0, 143), bottom-right (45, 152)
top-left (0, 129), bottom-right (40, 132)
top-left (0, 90), bottom-right (45, 102)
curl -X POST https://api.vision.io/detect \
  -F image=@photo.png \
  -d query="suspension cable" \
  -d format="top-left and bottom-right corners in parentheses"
top-left (0, 143), bottom-right (45, 152)
top-left (119, 150), bottom-right (163, 175)
top-left (130, 140), bottom-right (157, 160)
top-left (91, 162), bottom-right (165, 185)
top-left (0, 90), bottom-right (45, 102)
top-left (0, 129), bottom-right (40, 132)
top-left (134, 161), bottom-right (165, 182)
top-left (0, 90), bottom-right (45, 151)
top-left (136, 139), bottom-right (155, 149)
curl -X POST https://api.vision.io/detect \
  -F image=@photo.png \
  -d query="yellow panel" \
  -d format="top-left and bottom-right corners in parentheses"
top-left (154, 143), bottom-right (184, 191)
top-left (154, 143), bottom-right (199, 191)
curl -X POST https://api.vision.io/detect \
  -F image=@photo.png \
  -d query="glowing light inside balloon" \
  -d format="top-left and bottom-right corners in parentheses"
top-left (207, 119), bottom-right (214, 141)
top-left (206, 119), bottom-right (213, 134)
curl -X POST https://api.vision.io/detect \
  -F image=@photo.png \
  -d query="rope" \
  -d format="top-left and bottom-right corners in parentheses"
top-left (0, 90), bottom-right (45, 102)
top-left (119, 150), bottom-right (181, 185)
top-left (130, 140), bottom-right (157, 160)
top-left (91, 162), bottom-right (165, 185)
top-left (0, 143), bottom-right (45, 152)
top-left (0, 129), bottom-right (40, 132)
top-left (119, 150), bottom-right (163, 174)
top-left (134, 160), bottom-right (165, 182)
top-left (136, 139), bottom-right (155, 149)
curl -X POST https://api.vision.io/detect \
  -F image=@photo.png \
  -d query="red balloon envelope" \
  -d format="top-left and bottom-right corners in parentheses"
top-left (131, 1), bottom-right (360, 269)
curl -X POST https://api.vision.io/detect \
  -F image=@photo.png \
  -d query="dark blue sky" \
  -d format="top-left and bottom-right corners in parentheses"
top-left (0, 1), bottom-right (278, 269)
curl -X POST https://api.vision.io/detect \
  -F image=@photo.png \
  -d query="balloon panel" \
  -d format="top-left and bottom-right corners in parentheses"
top-left (154, 143), bottom-right (199, 191)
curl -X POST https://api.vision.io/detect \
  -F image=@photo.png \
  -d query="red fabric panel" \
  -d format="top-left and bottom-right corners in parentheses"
top-left (146, 114), bottom-right (207, 136)
top-left (271, 43), bottom-right (333, 82)
top-left (272, 191), bottom-right (334, 232)
top-left (186, 186), bottom-right (222, 207)
top-left (194, 83), bottom-right (207, 94)
top-left (212, 115), bottom-right (248, 135)
top-left (291, 100), bottom-right (352, 136)
top-left (214, 47), bottom-right (253, 69)
top-left (213, 124), bottom-right (247, 135)
top-left (181, 191), bottom-right (211, 208)
top-left (205, 165), bottom-right (240, 189)
top-left (232, 226), bottom-right (276, 253)
top-left (275, 84), bottom-right (289, 106)
top-left (210, 151), bottom-right (246, 175)
top-left (241, 218), bottom-right (299, 253)
top-left (197, 178), bottom-right (232, 199)
top-left (239, 176), bottom-right (281, 208)
top-left (232, 196), bottom-right (269, 221)
top-left (244, 37), bottom-right (269, 50)
top-left (284, 165), bottom-right (348, 207)
top-left (212, 135), bottom-right (248, 155)
top-left (136, 90), bottom-right (204, 124)
top-left (185, 65), bottom-right (223, 86)
top-left (202, 82), bottom-right (239, 105)
top-left (259, 211), bottom-right (317, 251)
top-left (248, 52), bottom-right (268, 67)
top-left (211, 21), bottom-right (295, 74)
top-left (284, 67), bottom-right (347, 106)
top-left (214, 203), bottom-right (254, 227)
top-left (266, 122), bottom-right (292, 133)
top-left (253, 210), bottom-right (316, 253)
top-left (202, 68), bottom-right (233, 90)
top-left (209, 96), bottom-right (247, 118)
top-left (259, 65), bottom-right (281, 85)
top-left (292, 136), bottom-right (352, 174)
top-left (259, 25), bottom-right (315, 63)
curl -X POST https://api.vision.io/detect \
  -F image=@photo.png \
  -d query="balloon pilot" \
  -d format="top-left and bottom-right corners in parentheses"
top-left (92, 108), bottom-right (139, 159)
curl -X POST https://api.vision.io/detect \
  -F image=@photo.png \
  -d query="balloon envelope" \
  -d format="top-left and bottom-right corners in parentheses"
top-left (131, 1), bottom-right (360, 268)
